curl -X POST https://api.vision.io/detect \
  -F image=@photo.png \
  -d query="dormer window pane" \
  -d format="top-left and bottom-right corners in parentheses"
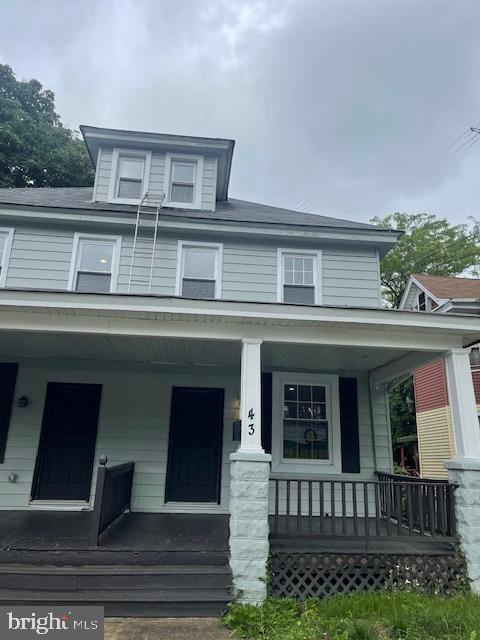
top-left (173, 163), bottom-right (195, 183)
top-left (170, 160), bottom-right (196, 204)
top-left (116, 156), bottom-right (145, 200)
top-left (171, 183), bottom-right (194, 204)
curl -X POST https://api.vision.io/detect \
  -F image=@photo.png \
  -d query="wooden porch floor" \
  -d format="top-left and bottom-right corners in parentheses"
top-left (269, 516), bottom-right (457, 555)
top-left (0, 511), bottom-right (229, 556)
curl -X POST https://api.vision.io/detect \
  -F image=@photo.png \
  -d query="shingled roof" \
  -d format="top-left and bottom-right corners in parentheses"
top-left (0, 186), bottom-right (393, 233)
top-left (414, 273), bottom-right (480, 300)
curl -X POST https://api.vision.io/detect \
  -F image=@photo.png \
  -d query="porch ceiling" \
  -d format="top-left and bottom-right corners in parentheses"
top-left (0, 330), bottom-right (412, 373)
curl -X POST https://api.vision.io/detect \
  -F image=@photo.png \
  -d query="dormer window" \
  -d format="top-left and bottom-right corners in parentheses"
top-left (108, 149), bottom-right (151, 204)
top-left (413, 290), bottom-right (435, 311)
top-left (165, 153), bottom-right (204, 209)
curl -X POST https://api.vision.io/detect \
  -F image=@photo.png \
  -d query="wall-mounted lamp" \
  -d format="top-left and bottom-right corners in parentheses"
top-left (8, 473), bottom-right (17, 483)
top-left (17, 396), bottom-right (29, 408)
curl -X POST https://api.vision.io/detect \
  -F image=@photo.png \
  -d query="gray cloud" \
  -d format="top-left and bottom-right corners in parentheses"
top-left (1, 0), bottom-right (479, 224)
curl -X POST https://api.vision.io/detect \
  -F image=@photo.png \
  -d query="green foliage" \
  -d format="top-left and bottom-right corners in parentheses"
top-left (371, 213), bottom-right (480, 308)
top-left (224, 592), bottom-right (480, 639)
top-left (388, 376), bottom-right (416, 445)
top-left (0, 64), bottom-right (93, 188)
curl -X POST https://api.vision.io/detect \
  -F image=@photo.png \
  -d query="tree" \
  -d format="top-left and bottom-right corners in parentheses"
top-left (0, 64), bottom-right (93, 188)
top-left (389, 376), bottom-right (416, 444)
top-left (371, 212), bottom-right (480, 308)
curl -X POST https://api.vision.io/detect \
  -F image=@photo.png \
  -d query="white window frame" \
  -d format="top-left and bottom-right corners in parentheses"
top-left (165, 153), bottom-right (204, 210)
top-left (108, 148), bottom-right (151, 204)
top-left (175, 240), bottom-right (223, 299)
top-left (277, 248), bottom-right (322, 305)
top-left (271, 371), bottom-right (342, 475)
top-left (68, 233), bottom-right (122, 293)
top-left (0, 228), bottom-right (14, 288)
top-left (412, 290), bottom-right (435, 312)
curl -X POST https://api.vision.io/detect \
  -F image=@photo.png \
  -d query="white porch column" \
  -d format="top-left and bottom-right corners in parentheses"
top-left (229, 338), bottom-right (271, 604)
top-left (444, 348), bottom-right (480, 593)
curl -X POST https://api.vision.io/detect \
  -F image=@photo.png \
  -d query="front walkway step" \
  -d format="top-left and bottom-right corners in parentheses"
top-left (0, 588), bottom-right (231, 618)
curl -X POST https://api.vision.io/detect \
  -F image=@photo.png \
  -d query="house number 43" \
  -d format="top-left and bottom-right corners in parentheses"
top-left (248, 408), bottom-right (255, 435)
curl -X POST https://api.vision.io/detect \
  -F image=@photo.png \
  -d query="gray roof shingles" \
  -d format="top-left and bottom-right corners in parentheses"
top-left (0, 186), bottom-right (389, 232)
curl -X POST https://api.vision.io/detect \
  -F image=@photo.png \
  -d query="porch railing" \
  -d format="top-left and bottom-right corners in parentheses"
top-left (269, 474), bottom-right (457, 542)
top-left (89, 460), bottom-right (135, 546)
top-left (375, 471), bottom-right (456, 538)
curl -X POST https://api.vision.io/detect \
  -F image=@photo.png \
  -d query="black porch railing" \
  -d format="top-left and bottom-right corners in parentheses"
top-left (375, 471), bottom-right (456, 538)
top-left (89, 460), bottom-right (135, 546)
top-left (269, 473), bottom-right (457, 541)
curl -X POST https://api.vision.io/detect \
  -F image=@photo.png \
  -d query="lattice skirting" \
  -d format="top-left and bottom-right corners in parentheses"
top-left (270, 552), bottom-right (467, 599)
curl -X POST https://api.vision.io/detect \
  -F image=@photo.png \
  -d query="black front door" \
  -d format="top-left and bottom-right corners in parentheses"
top-left (165, 387), bottom-right (224, 503)
top-left (32, 383), bottom-right (102, 501)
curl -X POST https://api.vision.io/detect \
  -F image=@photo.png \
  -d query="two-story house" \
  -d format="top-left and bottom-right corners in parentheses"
top-left (400, 274), bottom-right (480, 479)
top-left (0, 126), bottom-right (478, 615)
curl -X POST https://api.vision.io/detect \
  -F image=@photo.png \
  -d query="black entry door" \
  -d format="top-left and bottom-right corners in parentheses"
top-left (32, 383), bottom-right (102, 501)
top-left (165, 387), bottom-right (224, 503)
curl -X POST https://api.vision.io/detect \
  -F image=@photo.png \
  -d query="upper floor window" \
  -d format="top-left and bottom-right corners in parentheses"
top-left (176, 241), bottom-right (222, 299)
top-left (69, 234), bottom-right (121, 294)
top-left (277, 249), bottom-right (321, 305)
top-left (108, 149), bottom-right (151, 204)
top-left (165, 153), bottom-right (204, 209)
top-left (0, 228), bottom-right (14, 288)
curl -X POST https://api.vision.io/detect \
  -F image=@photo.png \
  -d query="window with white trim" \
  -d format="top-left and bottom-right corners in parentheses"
top-left (177, 242), bottom-right (222, 299)
top-left (165, 154), bottom-right (204, 209)
top-left (412, 290), bottom-right (436, 311)
top-left (69, 235), bottom-right (121, 293)
top-left (108, 149), bottom-right (150, 204)
top-left (271, 372), bottom-right (341, 474)
top-left (0, 228), bottom-right (14, 287)
top-left (283, 383), bottom-right (329, 460)
top-left (278, 250), bottom-right (320, 305)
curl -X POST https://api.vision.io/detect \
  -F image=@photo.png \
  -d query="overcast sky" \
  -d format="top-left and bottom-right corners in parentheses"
top-left (1, 0), bottom-right (479, 225)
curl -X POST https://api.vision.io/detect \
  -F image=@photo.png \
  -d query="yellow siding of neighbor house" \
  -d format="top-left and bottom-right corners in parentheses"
top-left (416, 406), bottom-right (455, 480)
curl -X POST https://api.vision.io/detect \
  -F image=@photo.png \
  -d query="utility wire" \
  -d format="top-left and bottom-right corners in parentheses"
top-left (445, 121), bottom-right (480, 153)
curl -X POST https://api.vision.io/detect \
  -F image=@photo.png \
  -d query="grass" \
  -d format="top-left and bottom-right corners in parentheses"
top-left (223, 592), bottom-right (480, 640)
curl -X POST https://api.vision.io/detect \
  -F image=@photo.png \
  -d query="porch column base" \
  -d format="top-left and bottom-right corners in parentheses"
top-left (446, 458), bottom-right (480, 593)
top-left (229, 450), bottom-right (272, 605)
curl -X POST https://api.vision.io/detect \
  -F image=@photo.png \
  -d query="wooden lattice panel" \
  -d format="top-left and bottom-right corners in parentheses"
top-left (270, 552), bottom-right (466, 599)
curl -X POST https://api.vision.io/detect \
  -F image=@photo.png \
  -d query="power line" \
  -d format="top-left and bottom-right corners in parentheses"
top-left (445, 122), bottom-right (480, 153)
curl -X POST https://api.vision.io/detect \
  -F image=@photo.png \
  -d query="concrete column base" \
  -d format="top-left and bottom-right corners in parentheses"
top-left (229, 450), bottom-right (272, 605)
top-left (446, 458), bottom-right (480, 593)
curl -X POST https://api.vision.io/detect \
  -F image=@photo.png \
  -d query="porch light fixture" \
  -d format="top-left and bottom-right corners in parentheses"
top-left (17, 396), bottom-right (28, 408)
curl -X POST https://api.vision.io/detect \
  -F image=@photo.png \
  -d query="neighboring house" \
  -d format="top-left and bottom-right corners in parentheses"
top-left (400, 274), bottom-right (480, 479)
top-left (0, 127), bottom-right (478, 614)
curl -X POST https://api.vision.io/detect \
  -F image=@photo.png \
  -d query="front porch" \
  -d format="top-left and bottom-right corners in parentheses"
top-left (0, 289), bottom-right (479, 608)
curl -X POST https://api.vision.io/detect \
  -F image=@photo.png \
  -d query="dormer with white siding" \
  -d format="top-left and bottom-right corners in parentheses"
top-left (81, 126), bottom-right (235, 212)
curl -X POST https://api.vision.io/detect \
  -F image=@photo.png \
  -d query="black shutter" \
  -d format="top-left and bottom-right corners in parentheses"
top-left (261, 372), bottom-right (272, 454)
top-left (0, 363), bottom-right (18, 463)
top-left (339, 377), bottom-right (360, 473)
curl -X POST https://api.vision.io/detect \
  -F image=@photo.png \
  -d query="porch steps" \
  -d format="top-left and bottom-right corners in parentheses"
top-left (0, 564), bottom-right (232, 617)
